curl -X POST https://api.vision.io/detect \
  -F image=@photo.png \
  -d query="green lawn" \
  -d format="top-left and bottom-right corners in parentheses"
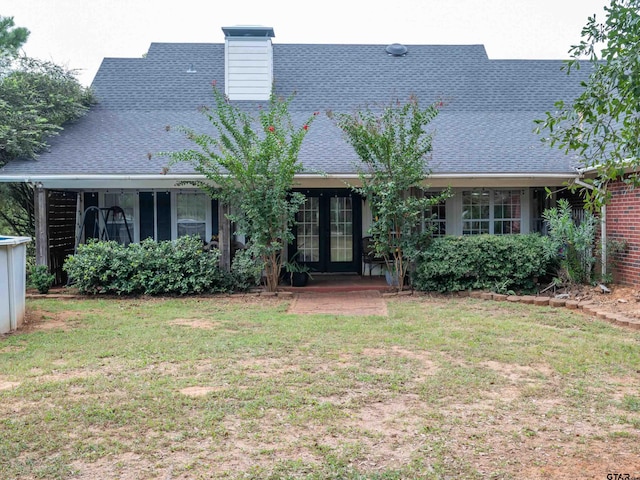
top-left (1, 295), bottom-right (639, 479)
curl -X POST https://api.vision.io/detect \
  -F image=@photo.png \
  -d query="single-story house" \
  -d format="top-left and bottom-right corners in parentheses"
top-left (1, 25), bottom-right (636, 285)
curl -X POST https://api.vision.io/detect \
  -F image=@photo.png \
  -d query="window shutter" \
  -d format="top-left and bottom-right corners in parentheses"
top-left (139, 192), bottom-right (155, 240)
top-left (156, 192), bottom-right (171, 241)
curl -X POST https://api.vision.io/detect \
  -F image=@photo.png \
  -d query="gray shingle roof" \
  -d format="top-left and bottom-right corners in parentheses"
top-left (0, 41), bottom-right (591, 179)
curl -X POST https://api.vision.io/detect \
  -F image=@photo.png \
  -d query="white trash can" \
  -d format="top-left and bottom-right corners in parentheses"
top-left (0, 236), bottom-right (32, 334)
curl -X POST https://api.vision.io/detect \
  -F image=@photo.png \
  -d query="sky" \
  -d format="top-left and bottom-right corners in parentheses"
top-left (3, 0), bottom-right (609, 87)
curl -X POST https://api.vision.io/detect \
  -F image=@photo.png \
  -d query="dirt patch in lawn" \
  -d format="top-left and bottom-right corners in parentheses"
top-left (179, 386), bottom-right (220, 397)
top-left (70, 452), bottom-right (171, 480)
top-left (18, 308), bottom-right (86, 332)
top-left (169, 318), bottom-right (222, 330)
top-left (0, 344), bottom-right (25, 353)
top-left (0, 378), bottom-right (21, 391)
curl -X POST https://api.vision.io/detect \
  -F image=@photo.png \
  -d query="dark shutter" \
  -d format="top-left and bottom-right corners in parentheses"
top-left (156, 192), bottom-right (171, 241)
top-left (211, 198), bottom-right (219, 236)
top-left (83, 192), bottom-right (99, 240)
top-left (139, 192), bottom-right (155, 240)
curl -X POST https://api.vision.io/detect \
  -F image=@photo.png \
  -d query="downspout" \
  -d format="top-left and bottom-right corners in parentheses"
top-left (574, 178), bottom-right (607, 278)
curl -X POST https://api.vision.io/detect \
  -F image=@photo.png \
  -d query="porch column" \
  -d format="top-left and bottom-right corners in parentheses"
top-left (34, 185), bottom-right (49, 267)
top-left (218, 202), bottom-right (231, 271)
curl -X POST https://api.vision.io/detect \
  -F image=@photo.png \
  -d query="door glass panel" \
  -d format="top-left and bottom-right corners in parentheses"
top-left (297, 197), bottom-right (319, 262)
top-left (104, 192), bottom-right (135, 245)
top-left (330, 197), bottom-right (353, 262)
top-left (177, 192), bottom-right (207, 241)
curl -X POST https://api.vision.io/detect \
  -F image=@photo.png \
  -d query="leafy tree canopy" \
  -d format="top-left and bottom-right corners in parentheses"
top-left (536, 0), bottom-right (640, 210)
top-left (331, 96), bottom-right (448, 291)
top-left (166, 85), bottom-right (316, 291)
top-left (0, 57), bottom-right (95, 166)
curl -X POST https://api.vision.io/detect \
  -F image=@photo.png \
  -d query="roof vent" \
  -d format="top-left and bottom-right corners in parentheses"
top-left (386, 43), bottom-right (408, 56)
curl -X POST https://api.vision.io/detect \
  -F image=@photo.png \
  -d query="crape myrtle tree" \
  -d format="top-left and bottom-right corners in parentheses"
top-left (536, 0), bottom-right (640, 210)
top-left (330, 95), bottom-right (449, 291)
top-left (166, 84), bottom-right (317, 292)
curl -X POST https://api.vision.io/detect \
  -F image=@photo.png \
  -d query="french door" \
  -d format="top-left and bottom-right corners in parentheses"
top-left (290, 189), bottom-right (362, 273)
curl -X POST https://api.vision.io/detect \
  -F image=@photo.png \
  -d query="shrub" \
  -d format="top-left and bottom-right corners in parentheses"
top-left (230, 248), bottom-right (263, 291)
top-left (542, 199), bottom-right (598, 284)
top-left (64, 236), bottom-right (235, 295)
top-left (412, 234), bottom-right (554, 293)
top-left (28, 264), bottom-right (55, 294)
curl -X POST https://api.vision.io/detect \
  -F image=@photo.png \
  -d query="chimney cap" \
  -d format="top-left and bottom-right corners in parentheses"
top-left (222, 26), bottom-right (275, 38)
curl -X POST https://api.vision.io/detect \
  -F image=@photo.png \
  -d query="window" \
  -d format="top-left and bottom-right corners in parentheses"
top-left (462, 190), bottom-right (521, 235)
top-left (493, 190), bottom-right (521, 234)
top-left (103, 192), bottom-right (136, 245)
top-left (176, 192), bottom-right (208, 241)
top-left (423, 192), bottom-right (447, 236)
top-left (462, 190), bottom-right (490, 235)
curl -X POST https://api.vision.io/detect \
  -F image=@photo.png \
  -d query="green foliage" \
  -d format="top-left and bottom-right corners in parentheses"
top-left (282, 257), bottom-right (312, 275)
top-left (542, 199), bottom-right (598, 284)
top-left (331, 96), bottom-right (449, 290)
top-left (413, 234), bottom-right (554, 293)
top-left (165, 86), bottom-right (316, 292)
top-left (535, 0), bottom-right (640, 210)
top-left (230, 248), bottom-right (263, 291)
top-left (281, 252), bottom-right (313, 286)
top-left (63, 236), bottom-right (235, 295)
top-left (28, 264), bottom-right (54, 294)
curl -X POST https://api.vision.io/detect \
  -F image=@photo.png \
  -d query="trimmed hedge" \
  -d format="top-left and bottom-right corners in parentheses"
top-left (64, 236), bottom-right (236, 295)
top-left (412, 234), bottom-right (555, 293)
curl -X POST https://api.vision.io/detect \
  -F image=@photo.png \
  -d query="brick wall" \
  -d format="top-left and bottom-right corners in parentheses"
top-left (606, 178), bottom-right (640, 286)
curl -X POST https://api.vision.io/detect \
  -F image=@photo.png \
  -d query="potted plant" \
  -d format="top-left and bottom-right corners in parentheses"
top-left (282, 253), bottom-right (313, 287)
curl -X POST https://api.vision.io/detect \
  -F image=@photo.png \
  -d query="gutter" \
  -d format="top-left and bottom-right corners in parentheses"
top-left (0, 174), bottom-right (208, 183)
top-left (0, 172), bottom-right (580, 190)
top-left (0, 172), bottom-right (578, 181)
top-left (0, 171), bottom-right (582, 194)
top-left (573, 178), bottom-right (607, 278)
top-left (577, 157), bottom-right (638, 177)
